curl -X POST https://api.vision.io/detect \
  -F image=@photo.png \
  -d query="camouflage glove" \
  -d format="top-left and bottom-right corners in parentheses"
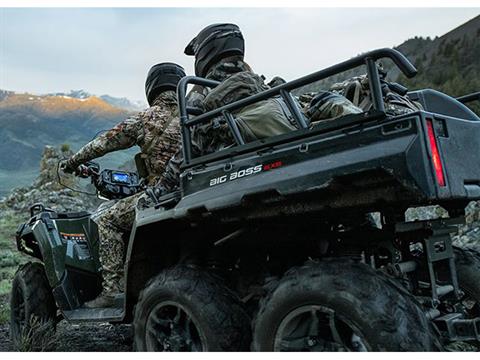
top-left (60, 159), bottom-right (92, 178)
top-left (75, 164), bottom-right (92, 178)
top-left (60, 159), bottom-right (77, 174)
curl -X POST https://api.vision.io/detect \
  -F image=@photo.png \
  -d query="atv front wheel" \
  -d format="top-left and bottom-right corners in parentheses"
top-left (253, 259), bottom-right (437, 351)
top-left (10, 262), bottom-right (57, 351)
top-left (133, 265), bottom-right (251, 351)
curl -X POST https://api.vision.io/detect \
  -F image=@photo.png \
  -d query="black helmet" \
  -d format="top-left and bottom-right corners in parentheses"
top-left (145, 62), bottom-right (186, 106)
top-left (184, 23), bottom-right (244, 78)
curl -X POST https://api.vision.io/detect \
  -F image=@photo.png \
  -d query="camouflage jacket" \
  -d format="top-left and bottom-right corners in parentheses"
top-left (187, 55), bottom-right (253, 110)
top-left (67, 91), bottom-right (180, 185)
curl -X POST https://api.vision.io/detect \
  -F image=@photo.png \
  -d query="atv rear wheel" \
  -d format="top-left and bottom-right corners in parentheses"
top-left (10, 262), bottom-right (57, 351)
top-left (253, 259), bottom-right (436, 351)
top-left (453, 246), bottom-right (480, 322)
top-left (133, 265), bottom-right (251, 351)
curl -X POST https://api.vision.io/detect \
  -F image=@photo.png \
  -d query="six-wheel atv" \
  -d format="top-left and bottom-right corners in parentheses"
top-left (11, 48), bottom-right (480, 351)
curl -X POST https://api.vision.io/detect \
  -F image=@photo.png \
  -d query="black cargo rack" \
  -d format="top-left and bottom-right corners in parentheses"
top-left (457, 92), bottom-right (480, 105)
top-left (177, 48), bottom-right (417, 166)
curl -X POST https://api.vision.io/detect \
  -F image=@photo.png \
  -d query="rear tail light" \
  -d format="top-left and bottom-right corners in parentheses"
top-left (426, 119), bottom-right (446, 187)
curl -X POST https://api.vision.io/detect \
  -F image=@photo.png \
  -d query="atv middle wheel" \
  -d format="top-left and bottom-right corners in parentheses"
top-left (253, 259), bottom-right (437, 351)
top-left (133, 265), bottom-right (251, 351)
top-left (10, 262), bottom-right (57, 351)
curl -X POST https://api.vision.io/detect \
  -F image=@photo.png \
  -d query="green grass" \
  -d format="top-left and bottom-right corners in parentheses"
top-left (0, 211), bottom-right (28, 325)
top-left (0, 279), bottom-right (11, 296)
top-left (0, 295), bottom-right (9, 324)
top-left (0, 281), bottom-right (10, 323)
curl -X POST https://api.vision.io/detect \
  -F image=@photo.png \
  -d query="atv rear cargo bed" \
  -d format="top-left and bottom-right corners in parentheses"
top-left (138, 109), bottom-right (480, 227)
top-left (137, 48), bottom-right (480, 227)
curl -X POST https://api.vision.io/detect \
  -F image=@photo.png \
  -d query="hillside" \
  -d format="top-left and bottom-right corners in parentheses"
top-left (396, 15), bottom-right (480, 114)
top-left (0, 91), bottom-right (139, 196)
top-left (296, 14), bottom-right (480, 115)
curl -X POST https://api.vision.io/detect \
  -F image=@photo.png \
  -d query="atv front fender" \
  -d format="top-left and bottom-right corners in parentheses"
top-left (20, 215), bottom-right (67, 287)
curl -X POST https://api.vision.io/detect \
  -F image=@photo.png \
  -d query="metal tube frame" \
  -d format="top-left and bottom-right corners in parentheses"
top-left (456, 91), bottom-right (480, 104)
top-left (177, 47), bottom-right (417, 164)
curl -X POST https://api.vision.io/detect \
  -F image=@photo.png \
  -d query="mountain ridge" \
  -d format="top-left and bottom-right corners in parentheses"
top-left (47, 89), bottom-right (146, 112)
top-left (295, 14), bottom-right (480, 102)
top-left (0, 90), bottom-right (138, 195)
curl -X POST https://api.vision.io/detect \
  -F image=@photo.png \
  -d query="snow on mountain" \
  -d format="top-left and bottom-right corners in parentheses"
top-left (46, 89), bottom-right (146, 111)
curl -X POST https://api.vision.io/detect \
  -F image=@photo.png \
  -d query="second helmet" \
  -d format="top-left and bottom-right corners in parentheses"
top-left (184, 23), bottom-right (244, 78)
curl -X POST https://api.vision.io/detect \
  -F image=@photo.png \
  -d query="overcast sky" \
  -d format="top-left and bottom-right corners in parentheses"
top-left (1, 8), bottom-right (478, 103)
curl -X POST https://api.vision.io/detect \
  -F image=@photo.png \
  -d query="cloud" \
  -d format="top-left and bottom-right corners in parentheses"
top-left (1, 8), bottom-right (478, 101)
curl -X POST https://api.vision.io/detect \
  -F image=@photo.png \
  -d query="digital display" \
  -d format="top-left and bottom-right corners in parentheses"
top-left (112, 172), bottom-right (129, 183)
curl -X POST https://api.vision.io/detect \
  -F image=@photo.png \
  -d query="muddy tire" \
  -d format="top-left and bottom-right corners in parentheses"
top-left (10, 262), bottom-right (57, 351)
top-left (133, 265), bottom-right (251, 351)
top-left (253, 259), bottom-right (436, 351)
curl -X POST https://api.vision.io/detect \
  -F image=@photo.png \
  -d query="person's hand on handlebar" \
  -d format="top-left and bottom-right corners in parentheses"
top-left (60, 160), bottom-right (93, 178)
top-left (75, 164), bottom-right (92, 178)
top-left (59, 159), bottom-right (77, 174)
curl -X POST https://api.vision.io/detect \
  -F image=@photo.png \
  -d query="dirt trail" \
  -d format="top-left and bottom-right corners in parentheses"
top-left (0, 322), bottom-right (133, 352)
top-left (1, 321), bottom-right (478, 352)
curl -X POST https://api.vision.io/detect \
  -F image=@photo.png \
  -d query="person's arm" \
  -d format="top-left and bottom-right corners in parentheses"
top-left (66, 113), bottom-right (143, 169)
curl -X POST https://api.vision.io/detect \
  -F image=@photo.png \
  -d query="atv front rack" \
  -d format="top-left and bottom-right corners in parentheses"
top-left (177, 48), bottom-right (418, 165)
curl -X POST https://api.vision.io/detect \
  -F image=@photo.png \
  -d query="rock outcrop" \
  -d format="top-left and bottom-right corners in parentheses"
top-left (0, 145), bottom-right (101, 215)
top-left (405, 203), bottom-right (480, 248)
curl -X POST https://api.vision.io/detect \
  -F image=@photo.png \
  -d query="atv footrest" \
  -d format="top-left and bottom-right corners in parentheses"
top-left (63, 307), bottom-right (123, 322)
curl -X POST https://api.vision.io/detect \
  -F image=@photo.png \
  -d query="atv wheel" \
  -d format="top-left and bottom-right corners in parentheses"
top-left (253, 259), bottom-right (436, 351)
top-left (453, 246), bottom-right (480, 321)
top-left (10, 262), bottom-right (57, 351)
top-left (133, 265), bottom-right (251, 351)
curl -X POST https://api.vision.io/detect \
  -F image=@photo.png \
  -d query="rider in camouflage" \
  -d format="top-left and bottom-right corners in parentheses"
top-left (159, 23), bottom-right (363, 192)
top-left (160, 24), bottom-right (253, 191)
top-left (62, 63), bottom-right (186, 307)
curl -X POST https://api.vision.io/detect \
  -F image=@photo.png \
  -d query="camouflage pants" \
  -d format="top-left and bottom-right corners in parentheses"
top-left (94, 192), bottom-right (143, 295)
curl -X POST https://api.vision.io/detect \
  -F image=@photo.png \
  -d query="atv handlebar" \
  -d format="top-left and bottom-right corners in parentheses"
top-left (177, 47), bottom-right (418, 164)
top-left (74, 161), bottom-right (100, 179)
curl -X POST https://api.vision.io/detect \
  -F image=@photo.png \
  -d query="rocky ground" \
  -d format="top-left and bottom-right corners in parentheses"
top-left (0, 145), bottom-right (113, 352)
top-left (1, 145), bottom-right (101, 214)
